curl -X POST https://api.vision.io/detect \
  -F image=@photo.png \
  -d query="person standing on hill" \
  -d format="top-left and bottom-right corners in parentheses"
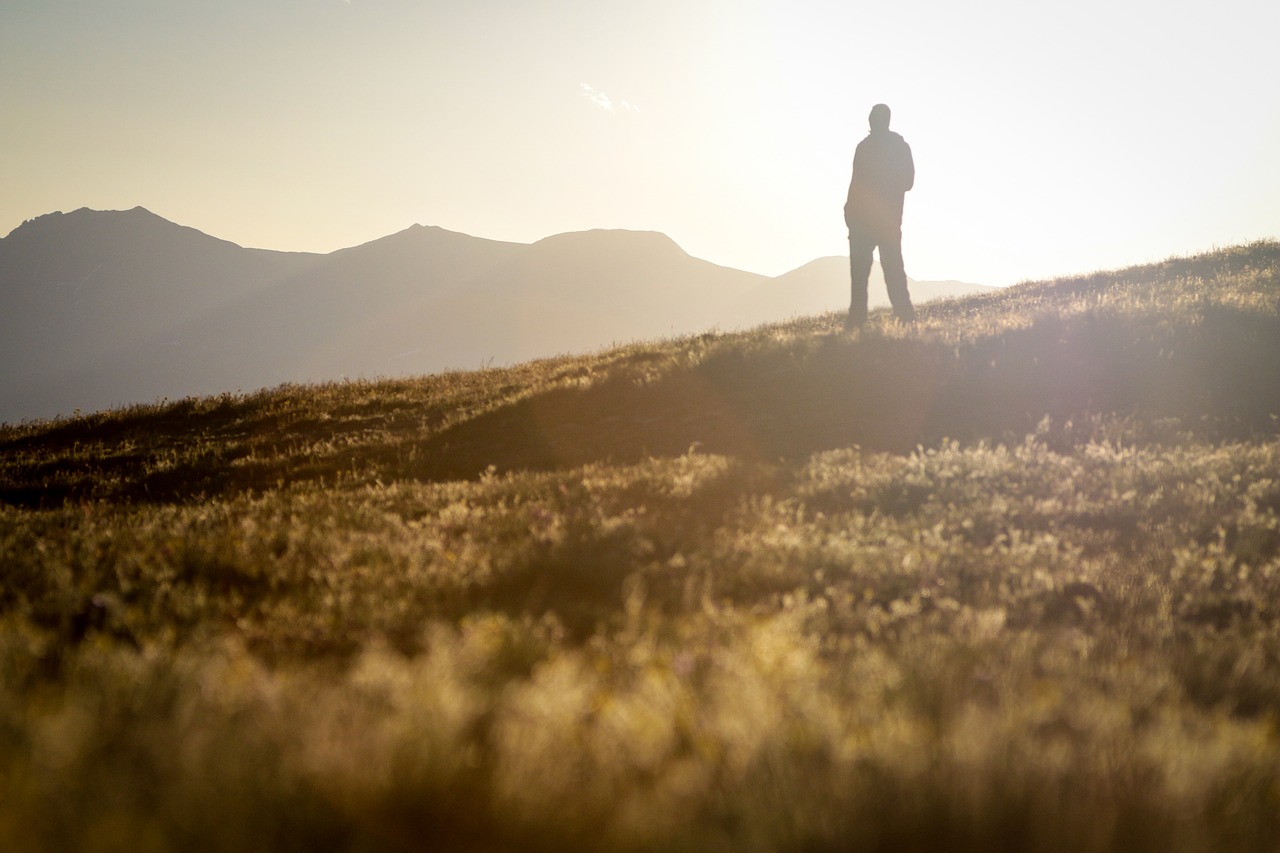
top-left (844, 103), bottom-right (915, 328)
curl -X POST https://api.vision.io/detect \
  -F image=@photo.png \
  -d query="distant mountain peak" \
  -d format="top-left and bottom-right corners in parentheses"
top-left (532, 228), bottom-right (688, 259)
top-left (4, 205), bottom-right (203, 245)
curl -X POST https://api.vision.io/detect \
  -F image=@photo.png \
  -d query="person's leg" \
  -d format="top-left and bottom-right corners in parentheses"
top-left (879, 231), bottom-right (915, 323)
top-left (847, 230), bottom-right (875, 328)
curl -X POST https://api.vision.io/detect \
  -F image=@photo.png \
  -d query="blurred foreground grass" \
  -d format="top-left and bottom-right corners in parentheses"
top-left (2, 242), bottom-right (1279, 851)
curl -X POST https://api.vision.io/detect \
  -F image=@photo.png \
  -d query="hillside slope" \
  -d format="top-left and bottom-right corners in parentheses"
top-left (1, 242), bottom-right (1278, 853)
top-left (3, 240), bottom-right (1275, 504)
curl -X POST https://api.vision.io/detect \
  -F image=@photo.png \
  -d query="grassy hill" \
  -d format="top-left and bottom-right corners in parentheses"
top-left (2, 241), bottom-right (1279, 852)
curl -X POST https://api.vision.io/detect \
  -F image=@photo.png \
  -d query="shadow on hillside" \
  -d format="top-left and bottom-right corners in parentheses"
top-left (407, 332), bottom-right (941, 481)
top-left (412, 306), bottom-right (1280, 482)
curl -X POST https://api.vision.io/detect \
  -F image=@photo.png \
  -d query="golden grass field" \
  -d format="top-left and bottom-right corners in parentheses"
top-left (2, 242), bottom-right (1279, 851)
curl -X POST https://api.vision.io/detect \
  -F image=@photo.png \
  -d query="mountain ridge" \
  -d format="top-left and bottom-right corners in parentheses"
top-left (0, 207), bottom-right (994, 424)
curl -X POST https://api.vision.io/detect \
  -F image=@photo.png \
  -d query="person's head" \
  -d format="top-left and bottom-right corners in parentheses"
top-left (869, 103), bottom-right (891, 132)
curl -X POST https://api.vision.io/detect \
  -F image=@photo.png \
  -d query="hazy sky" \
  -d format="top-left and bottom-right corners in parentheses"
top-left (2, 0), bottom-right (1277, 285)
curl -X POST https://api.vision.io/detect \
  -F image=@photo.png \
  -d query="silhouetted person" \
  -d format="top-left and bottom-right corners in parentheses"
top-left (844, 103), bottom-right (915, 328)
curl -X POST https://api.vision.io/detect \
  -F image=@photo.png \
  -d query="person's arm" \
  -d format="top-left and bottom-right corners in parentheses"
top-left (902, 141), bottom-right (915, 193)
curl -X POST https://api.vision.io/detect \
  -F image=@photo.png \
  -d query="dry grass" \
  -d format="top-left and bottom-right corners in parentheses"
top-left (1, 241), bottom-right (1279, 851)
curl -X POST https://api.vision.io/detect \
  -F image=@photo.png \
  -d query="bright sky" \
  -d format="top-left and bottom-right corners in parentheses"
top-left (2, 0), bottom-right (1277, 286)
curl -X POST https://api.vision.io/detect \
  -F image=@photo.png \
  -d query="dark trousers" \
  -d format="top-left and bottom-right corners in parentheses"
top-left (848, 227), bottom-right (914, 325)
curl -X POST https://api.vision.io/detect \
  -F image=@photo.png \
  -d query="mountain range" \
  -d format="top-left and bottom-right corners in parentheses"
top-left (0, 207), bottom-right (992, 423)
